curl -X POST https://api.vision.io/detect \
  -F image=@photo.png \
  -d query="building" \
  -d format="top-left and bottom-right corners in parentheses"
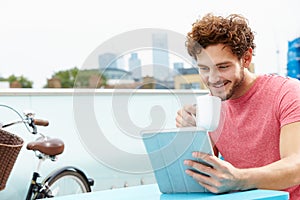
top-left (174, 67), bottom-right (206, 90)
top-left (287, 37), bottom-right (300, 79)
top-left (100, 68), bottom-right (132, 80)
top-left (100, 67), bottom-right (139, 88)
top-left (99, 53), bottom-right (118, 69)
top-left (152, 32), bottom-right (170, 81)
top-left (47, 78), bottom-right (62, 88)
top-left (128, 53), bottom-right (142, 81)
top-left (173, 62), bottom-right (184, 73)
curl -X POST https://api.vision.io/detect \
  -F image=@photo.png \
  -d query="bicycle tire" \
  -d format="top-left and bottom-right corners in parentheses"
top-left (34, 166), bottom-right (92, 199)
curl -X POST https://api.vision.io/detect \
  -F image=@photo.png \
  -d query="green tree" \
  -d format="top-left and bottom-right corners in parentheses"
top-left (54, 67), bottom-right (79, 88)
top-left (0, 75), bottom-right (33, 88)
top-left (74, 69), bottom-right (107, 88)
top-left (45, 67), bottom-right (106, 88)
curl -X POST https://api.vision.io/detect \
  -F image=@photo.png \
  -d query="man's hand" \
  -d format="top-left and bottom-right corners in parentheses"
top-left (184, 152), bottom-right (247, 194)
top-left (176, 104), bottom-right (197, 127)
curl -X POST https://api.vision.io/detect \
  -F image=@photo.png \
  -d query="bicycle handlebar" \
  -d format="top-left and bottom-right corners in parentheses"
top-left (33, 119), bottom-right (49, 127)
top-left (0, 104), bottom-right (50, 134)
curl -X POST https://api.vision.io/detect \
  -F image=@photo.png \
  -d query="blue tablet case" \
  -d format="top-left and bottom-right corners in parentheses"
top-left (141, 127), bottom-right (213, 193)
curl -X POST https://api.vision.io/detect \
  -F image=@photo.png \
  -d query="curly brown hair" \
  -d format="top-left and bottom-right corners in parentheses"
top-left (186, 13), bottom-right (256, 60)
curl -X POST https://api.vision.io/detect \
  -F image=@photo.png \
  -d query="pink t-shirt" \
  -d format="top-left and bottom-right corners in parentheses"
top-left (210, 74), bottom-right (300, 199)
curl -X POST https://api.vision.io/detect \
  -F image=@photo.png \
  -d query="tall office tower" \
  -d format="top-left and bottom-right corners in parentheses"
top-left (152, 32), bottom-right (170, 81)
top-left (98, 53), bottom-right (118, 69)
top-left (128, 53), bottom-right (142, 81)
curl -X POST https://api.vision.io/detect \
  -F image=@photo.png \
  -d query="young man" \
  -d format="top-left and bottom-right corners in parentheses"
top-left (176, 13), bottom-right (300, 199)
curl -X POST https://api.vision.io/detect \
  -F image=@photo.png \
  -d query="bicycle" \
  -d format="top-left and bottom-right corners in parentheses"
top-left (0, 104), bottom-right (94, 199)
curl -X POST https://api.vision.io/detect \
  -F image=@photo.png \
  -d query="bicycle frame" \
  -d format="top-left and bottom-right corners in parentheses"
top-left (25, 154), bottom-right (55, 200)
top-left (26, 171), bottom-right (48, 200)
top-left (25, 166), bottom-right (94, 200)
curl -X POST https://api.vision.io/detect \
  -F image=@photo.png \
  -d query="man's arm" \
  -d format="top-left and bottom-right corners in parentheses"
top-left (242, 121), bottom-right (300, 190)
top-left (184, 121), bottom-right (300, 193)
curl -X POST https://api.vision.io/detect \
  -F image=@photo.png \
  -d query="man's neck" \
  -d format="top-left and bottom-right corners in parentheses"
top-left (232, 70), bottom-right (258, 99)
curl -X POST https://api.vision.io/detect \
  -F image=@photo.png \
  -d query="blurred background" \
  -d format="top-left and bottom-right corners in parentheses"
top-left (0, 0), bottom-right (299, 89)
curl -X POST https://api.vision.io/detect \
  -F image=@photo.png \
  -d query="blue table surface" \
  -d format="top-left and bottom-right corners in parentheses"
top-left (51, 184), bottom-right (289, 200)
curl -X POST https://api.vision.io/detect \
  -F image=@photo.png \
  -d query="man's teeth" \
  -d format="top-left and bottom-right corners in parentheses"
top-left (214, 83), bottom-right (225, 88)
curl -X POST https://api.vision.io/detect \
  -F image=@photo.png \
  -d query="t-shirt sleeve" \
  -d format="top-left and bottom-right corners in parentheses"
top-left (277, 78), bottom-right (300, 127)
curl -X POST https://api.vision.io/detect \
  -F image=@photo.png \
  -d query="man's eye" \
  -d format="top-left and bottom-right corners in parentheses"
top-left (199, 67), bottom-right (209, 71)
top-left (219, 65), bottom-right (228, 69)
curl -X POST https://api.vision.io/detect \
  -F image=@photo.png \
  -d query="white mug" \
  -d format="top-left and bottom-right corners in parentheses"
top-left (195, 95), bottom-right (221, 131)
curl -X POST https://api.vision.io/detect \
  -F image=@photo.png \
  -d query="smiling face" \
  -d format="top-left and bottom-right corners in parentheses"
top-left (196, 44), bottom-right (251, 101)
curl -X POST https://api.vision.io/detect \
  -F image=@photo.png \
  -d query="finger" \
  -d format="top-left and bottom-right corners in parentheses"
top-left (185, 168), bottom-right (214, 186)
top-left (183, 105), bottom-right (197, 125)
top-left (184, 160), bottom-right (215, 177)
top-left (185, 168), bottom-right (223, 194)
top-left (198, 181), bottom-right (220, 194)
top-left (183, 104), bottom-right (196, 116)
top-left (176, 108), bottom-right (196, 127)
top-left (175, 114), bottom-right (195, 127)
top-left (192, 152), bottom-right (220, 168)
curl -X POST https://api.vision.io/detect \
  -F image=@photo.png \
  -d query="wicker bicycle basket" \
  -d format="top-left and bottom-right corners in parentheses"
top-left (0, 129), bottom-right (24, 191)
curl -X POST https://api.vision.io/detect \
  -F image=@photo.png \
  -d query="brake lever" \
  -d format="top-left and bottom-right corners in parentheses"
top-left (27, 117), bottom-right (38, 134)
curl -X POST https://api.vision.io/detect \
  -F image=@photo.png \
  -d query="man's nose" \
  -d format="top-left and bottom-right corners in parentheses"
top-left (208, 69), bottom-right (221, 83)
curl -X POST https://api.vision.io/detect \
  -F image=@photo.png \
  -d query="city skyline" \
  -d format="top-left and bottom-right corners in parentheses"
top-left (97, 50), bottom-right (189, 81)
top-left (0, 0), bottom-right (299, 88)
top-left (96, 30), bottom-right (193, 83)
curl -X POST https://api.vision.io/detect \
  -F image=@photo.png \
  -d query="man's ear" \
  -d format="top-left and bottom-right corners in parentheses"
top-left (242, 48), bottom-right (253, 68)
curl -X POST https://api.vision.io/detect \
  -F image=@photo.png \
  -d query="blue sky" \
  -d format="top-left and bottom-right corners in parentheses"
top-left (0, 0), bottom-right (299, 88)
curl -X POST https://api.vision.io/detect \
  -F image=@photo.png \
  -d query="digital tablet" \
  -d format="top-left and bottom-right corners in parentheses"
top-left (141, 127), bottom-right (214, 193)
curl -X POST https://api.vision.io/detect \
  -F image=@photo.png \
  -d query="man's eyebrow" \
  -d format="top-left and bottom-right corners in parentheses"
top-left (197, 61), bottom-right (231, 67)
top-left (215, 61), bottom-right (231, 66)
top-left (197, 64), bottom-right (208, 67)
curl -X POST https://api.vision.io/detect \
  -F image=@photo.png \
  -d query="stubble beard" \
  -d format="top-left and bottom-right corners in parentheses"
top-left (209, 70), bottom-right (245, 101)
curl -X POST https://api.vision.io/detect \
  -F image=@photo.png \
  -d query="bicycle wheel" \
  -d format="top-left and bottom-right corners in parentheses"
top-left (35, 166), bottom-right (92, 199)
